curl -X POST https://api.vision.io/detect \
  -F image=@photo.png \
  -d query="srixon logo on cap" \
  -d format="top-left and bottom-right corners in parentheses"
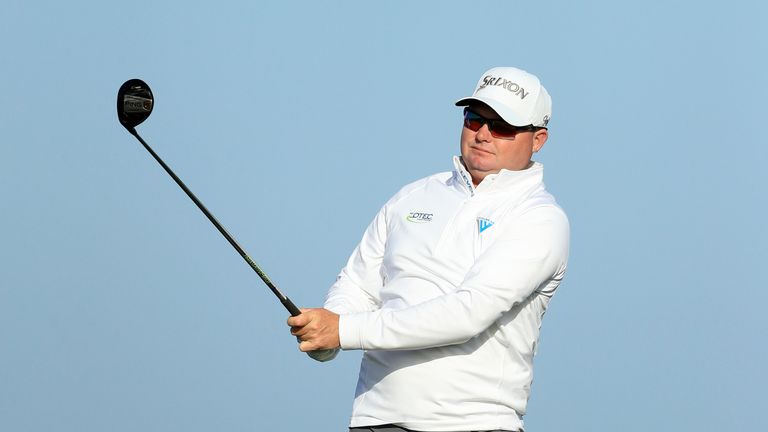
top-left (478, 75), bottom-right (528, 99)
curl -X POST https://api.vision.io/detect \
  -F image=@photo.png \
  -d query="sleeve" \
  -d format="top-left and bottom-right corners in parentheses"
top-left (306, 200), bottom-right (389, 363)
top-left (322, 203), bottom-right (388, 315)
top-left (338, 206), bottom-right (570, 351)
top-left (323, 175), bottom-right (440, 315)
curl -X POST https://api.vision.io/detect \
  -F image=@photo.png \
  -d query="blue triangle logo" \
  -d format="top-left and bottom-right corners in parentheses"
top-left (478, 217), bottom-right (494, 234)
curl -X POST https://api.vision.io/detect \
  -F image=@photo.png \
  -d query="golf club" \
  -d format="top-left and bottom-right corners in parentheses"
top-left (116, 78), bottom-right (301, 317)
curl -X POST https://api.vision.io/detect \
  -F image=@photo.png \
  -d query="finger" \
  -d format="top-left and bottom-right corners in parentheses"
top-left (287, 314), bottom-right (309, 327)
top-left (290, 326), bottom-right (308, 337)
top-left (298, 340), bottom-right (319, 352)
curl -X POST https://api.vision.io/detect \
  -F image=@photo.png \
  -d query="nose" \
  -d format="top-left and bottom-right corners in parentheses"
top-left (475, 123), bottom-right (493, 142)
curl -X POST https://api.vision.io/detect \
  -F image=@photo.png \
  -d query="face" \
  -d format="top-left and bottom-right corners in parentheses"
top-left (460, 104), bottom-right (548, 185)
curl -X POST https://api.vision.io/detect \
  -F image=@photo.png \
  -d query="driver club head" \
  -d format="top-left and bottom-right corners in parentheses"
top-left (117, 79), bottom-right (154, 130)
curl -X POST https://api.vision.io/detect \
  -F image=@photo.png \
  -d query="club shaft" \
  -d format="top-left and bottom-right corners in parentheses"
top-left (128, 128), bottom-right (301, 316)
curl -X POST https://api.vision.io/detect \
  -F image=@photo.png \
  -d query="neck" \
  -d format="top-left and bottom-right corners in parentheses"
top-left (462, 159), bottom-right (535, 187)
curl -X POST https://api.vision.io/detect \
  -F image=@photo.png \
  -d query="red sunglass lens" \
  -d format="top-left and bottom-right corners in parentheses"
top-left (463, 118), bottom-right (483, 131)
top-left (489, 124), bottom-right (518, 138)
top-left (464, 109), bottom-right (528, 139)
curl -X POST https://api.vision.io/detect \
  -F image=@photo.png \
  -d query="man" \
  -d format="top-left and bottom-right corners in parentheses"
top-left (288, 67), bottom-right (569, 432)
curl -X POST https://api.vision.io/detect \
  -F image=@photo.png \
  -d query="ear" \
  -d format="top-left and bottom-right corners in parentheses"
top-left (532, 129), bottom-right (548, 153)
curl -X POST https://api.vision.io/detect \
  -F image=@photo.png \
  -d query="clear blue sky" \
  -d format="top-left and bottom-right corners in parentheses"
top-left (1, 1), bottom-right (766, 431)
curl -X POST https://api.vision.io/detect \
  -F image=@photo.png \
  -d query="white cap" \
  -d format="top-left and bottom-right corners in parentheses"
top-left (455, 67), bottom-right (552, 128)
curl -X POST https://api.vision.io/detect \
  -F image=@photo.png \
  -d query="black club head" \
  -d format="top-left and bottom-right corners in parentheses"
top-left (117, 79), bottom-right (154, 130)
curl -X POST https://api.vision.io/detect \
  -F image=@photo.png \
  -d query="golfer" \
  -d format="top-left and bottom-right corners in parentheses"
top-left (288, 67), bottom-right (570, 432)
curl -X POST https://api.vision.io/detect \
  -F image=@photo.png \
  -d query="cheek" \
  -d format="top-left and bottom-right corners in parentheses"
top-left (497, 141), bottom-right (533, 166)
top-left (460, 127), bottom-right (472, 144)
top-left (459, 128), bottom-right (473, 152)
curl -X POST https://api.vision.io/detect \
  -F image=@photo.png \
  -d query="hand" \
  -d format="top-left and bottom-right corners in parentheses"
top-left (287, 308), bottom-right (340, 352)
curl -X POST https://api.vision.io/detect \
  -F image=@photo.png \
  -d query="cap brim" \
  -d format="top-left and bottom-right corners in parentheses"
top-left (455, 96), bottom-right (529, 127)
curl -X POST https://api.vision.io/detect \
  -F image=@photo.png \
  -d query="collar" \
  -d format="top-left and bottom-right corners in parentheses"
top-left (451, 155), bottom-right (544, 197)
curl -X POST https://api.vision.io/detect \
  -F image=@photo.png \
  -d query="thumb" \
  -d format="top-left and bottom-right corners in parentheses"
top-left (287, 313), bottom-right (309, 327)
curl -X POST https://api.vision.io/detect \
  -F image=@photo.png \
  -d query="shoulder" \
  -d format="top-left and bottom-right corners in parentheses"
top-left (519, 186), bottom-right (568, 227)
top-left (498, 189), bottom-right (570, 246)
top-left (385, 171), bottom-right (454, 208)
top-left (519, 204), bottom-right (569, 237)
top-left (510, 200), bottom-right (570, 265)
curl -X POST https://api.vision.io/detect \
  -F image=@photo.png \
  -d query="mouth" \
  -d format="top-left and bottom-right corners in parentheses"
top-left (470, 145), bottom-right (494, 156)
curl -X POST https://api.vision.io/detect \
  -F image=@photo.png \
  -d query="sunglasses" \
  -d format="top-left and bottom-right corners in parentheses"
top-left (463, 108), bottom-right (538, 139)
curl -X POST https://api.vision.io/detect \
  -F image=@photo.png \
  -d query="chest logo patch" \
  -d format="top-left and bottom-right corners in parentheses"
top-left (406, 212), bottom-right (433, 223)
top-left (478, 217), bottom-right (494, 233)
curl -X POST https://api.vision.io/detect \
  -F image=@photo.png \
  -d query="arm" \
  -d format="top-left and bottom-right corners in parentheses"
top-left (338, 207), bottom-right (570, 351)
top-left (323, 200), bottom-right (388, 315)
top-left (290, 200), bottom-right (389, 360)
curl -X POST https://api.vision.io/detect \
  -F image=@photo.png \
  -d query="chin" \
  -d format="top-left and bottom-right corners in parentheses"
top-left (466, 155), bottom-right (496, 171)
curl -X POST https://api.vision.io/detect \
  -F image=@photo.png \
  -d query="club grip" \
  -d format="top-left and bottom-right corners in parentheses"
top-left (282, 297), bottom-right (302, 317)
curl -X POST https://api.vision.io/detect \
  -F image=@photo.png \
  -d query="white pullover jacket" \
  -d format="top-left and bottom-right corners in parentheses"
top-left (324, 157), bottom-right (569, 432)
